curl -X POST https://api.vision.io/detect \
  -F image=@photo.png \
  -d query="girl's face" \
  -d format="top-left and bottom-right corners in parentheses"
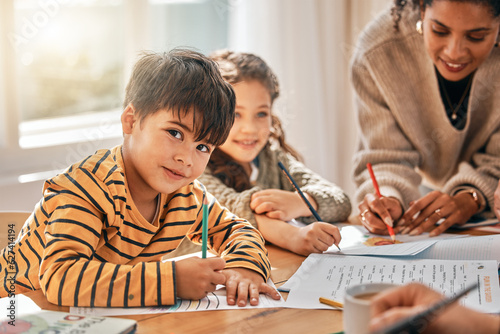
top-left (218, 80), bottom-right (272, 167)
top-left (422, 0), bottom-right (500, 81)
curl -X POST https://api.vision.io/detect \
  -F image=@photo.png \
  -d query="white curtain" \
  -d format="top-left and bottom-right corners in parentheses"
top-left (228, 0), bottom-right (390, 202)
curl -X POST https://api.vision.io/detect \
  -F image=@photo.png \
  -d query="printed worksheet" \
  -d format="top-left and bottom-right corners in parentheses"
top-left (281, 255), bottom-right (500, 313)
top-left (326, 224), bottom-right (465, 256)
top-left (70, 279), bottom-right (284, 316)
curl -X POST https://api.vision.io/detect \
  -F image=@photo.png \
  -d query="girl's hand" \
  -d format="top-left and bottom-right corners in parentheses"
top-left (250, 189), bottom-right (318, 221)
top-left (358, 193), bottom-right (403, 235)
top-left (399, 190), bottom-right (477, 236)
top-left (287, 222), bottom-right (341, 256)
top-left (222, 268), bottom-right (281, 306)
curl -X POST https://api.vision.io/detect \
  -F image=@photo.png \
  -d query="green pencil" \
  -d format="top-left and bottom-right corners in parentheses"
top-left (202, 196), bottom-right (208, 258)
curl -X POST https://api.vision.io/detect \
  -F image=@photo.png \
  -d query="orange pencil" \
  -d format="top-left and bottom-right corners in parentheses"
top-left (366, 163), bottom-right (396, 243)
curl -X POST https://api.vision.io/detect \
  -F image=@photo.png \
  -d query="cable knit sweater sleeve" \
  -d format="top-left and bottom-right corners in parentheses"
top-left (197, 171), bottom-right (262, 228)
top-left (350, 11), bottom-right (423, 207)
top-left (276, 149), bottom-right (352, 223)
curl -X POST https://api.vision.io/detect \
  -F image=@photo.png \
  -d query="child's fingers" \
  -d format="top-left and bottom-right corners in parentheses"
top-left (252, 201), bottom-right (274, 214)
top-left (236, 280), bottom-right (250, 307)
top-left (225, 276), bottom-right (238, 305)
top-left (320, 223), bottom-right (342, 245)
top-left (247, 284), bottom-right (260, 306)
top-left (206, 257), bottom-right (226, 271)
top-left (265, 210), bottom-right (285, 220)
top-left (258, 282), bottom-right (281, 300)
top-left (249, 192), bottom-right (271, 210)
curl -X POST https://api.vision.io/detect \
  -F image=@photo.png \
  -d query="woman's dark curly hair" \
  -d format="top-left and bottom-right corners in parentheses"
top-left (391, 0), bottom-right (500, 31)
top-left (207, 50), bottom-right (302, 192)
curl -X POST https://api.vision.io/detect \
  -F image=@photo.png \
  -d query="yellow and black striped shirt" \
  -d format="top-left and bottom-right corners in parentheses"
top-left (0, 146), bottom-right (270, 307)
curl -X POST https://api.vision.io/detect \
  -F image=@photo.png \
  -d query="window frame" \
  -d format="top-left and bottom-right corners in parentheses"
top-left (0, 0), bottom-right (149, 185)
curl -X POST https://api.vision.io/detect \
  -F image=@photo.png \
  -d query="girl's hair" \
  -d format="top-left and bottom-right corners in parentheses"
top-left (208, 50), bottom-right (302, 191)
top-left (124, 49), bottom-right (235, 146)
top-left (392, 0), bottom-right (500, 31)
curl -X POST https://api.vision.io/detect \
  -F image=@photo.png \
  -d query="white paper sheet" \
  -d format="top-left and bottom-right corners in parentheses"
top-left (404, 234), bottom-right (500, 262)
top-left (70, 279), bottom-right (285, 316)
top-left (282, 254), bottom-right (500, 313)
top-left (326, 224), bottom-right (465, 256)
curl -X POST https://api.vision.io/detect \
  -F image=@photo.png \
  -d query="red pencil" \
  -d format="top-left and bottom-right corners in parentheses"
top-left (366, 163), bottom-right (396, 243)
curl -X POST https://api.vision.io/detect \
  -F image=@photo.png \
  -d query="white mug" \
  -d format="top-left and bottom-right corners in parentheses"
top-left (343, 283), bottom-right (397, 334)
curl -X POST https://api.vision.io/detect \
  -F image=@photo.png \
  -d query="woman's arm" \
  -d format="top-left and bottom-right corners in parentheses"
top-left (351, 59), bottom-right (422, 209)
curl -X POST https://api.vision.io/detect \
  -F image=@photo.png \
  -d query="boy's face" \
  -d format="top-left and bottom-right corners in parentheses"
top-left (122, 106), bottom-right (213, 200)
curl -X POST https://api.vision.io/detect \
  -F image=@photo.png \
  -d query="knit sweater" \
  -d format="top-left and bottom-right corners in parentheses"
top-left (350, 5), bottom-right (500, 210)
top-left (198, 143), bottom-right (351, 227)
top-left (0, 146), bottom-right (271, 306)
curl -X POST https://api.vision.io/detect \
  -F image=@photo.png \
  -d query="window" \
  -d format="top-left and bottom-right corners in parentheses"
top-left (0, 0), bottom-right (229, 186)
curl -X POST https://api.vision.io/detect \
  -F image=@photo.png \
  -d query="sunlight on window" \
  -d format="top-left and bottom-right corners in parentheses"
top-left (13, 0), bottom-right (125, 122)
top-left (8, 0), bottom-right (230, 149)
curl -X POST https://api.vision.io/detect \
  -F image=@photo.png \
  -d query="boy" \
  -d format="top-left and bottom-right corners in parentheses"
top-left (0, 49), bottom-right (280, 307)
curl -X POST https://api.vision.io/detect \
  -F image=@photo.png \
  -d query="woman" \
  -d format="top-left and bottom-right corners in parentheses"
top-left (352, 0), bottom-right (500, 236)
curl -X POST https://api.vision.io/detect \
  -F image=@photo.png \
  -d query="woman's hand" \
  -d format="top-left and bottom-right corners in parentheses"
top-left (250, 189), bottom-right (318, 221)
top-left (358, 193), bottom-right (403, 235)
top-left (399, 190), bottom-right (477, 236)
top-left (494, 180), bottom-right (500, 221)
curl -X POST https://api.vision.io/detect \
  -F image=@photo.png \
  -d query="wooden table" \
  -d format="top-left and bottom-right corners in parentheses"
top-left (23, 244), bottom-right (343, 334)
top-left (21, 223), bottom-right (499, 334)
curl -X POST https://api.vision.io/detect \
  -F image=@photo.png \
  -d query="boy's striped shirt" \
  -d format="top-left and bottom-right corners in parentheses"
top-left (0, 146), bottom-right (270, 307)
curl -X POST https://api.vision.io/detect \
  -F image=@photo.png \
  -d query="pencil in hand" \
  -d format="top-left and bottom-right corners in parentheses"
top-left (278, 161), bottom-right (341, 251)
top-left (372, 282), bottom-right (479, 334)
top-left (366, 163), bottom-right (396, 243)
top-left (202, 195), bottom-right (208, 259)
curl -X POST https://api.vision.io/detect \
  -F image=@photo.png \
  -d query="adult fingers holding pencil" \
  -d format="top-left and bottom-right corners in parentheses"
top-left (358, 164), bottom-right (403, 236)
top-left (370, 283), bottom-right (500, 334)
top-left (358, 193), bottom-right (403, 236)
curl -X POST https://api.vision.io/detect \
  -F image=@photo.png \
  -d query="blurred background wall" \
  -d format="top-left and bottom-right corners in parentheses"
top-left (0, 0), bottom-right (389, 212)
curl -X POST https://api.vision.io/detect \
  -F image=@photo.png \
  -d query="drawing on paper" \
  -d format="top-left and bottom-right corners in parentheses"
top-left (363, 237), bottom-right (403, 246)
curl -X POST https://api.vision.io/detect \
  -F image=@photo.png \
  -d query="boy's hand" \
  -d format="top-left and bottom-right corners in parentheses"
top-left (222, 268), bottom-right (281, 307)
top-left (175, 257), bottom-right (226, 300)
top-left (250, 189), bottom-right (317, 221)
top-left (288, 222), bottom-right (341, 256)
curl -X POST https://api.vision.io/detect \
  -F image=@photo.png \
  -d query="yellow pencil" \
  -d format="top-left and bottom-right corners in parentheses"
top-left (319, 297), bottom-right (343, 309)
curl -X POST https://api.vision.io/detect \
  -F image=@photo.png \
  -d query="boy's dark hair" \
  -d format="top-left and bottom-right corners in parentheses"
top-left (124, 49), bottom-right (235, 146)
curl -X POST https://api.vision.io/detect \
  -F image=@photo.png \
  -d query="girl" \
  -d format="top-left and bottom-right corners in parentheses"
top-left (198, 50), bottom-right (351, 256)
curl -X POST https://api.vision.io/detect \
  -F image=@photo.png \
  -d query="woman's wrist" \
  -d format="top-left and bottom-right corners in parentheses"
top-left (455, 188), bottom-right (486, 213)
top-left (456, 189), bottom-right (485, 214)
